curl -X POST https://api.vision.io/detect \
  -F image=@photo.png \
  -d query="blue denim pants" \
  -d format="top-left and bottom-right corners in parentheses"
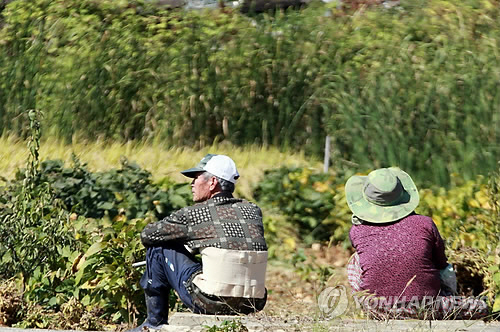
top-left (139, 243), bottom-right (202, 312)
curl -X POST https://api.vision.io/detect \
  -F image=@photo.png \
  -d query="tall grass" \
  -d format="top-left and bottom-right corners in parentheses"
top-left (321, 1), bottom-right (500, 186)
top-left (0, 0), bottom-right (326, 149)
top-left (0, 0), bottom-right (499, 185)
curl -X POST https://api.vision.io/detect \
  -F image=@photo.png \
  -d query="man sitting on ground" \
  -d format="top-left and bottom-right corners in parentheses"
top-left (129, 154), bottom-right (267, 331)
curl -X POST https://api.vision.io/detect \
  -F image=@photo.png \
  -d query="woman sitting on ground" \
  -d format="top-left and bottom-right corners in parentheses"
top-left (345, 167), bottom-right (489, 320)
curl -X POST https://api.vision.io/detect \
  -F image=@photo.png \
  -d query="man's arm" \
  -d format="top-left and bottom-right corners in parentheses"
top-left (141, 211), bottom-right (189, 247)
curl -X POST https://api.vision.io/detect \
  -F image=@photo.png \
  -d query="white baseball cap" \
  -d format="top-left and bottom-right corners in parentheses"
top-left (181, 154), bottom-right (240, 183)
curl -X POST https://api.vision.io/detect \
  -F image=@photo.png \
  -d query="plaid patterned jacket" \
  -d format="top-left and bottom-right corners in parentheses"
top-left (141, 194), bottom-right (267, 252)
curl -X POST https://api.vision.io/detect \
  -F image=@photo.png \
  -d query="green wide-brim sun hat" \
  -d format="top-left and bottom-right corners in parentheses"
top-left (345, 167), bottom-right (420, 224)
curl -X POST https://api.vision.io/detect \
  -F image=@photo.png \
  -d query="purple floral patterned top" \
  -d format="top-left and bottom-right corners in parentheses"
top-left (349, 214), bottom-right (448, 299)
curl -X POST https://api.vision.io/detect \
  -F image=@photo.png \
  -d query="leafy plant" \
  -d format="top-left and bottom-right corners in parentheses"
top-left (5, 159), bottom-right (192, 325)
top-left (255, 167), bottom-right (351, 245)
top-left (203, 319), bottom-right (248, 332)
top-left (22, 155), bottom-right (192, 221)
top-left (0, 110), bottom-right (74, 281)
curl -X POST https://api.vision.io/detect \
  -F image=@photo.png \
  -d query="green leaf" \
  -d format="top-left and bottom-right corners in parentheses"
top-left (169, 194), bottom-right (186, 207)
top-left (48, 297), bottom-right (57, 306)
top-left (2, 251), bottom-right (12, 264)
top-left (112, 311), bottom-right (122, 322)
top-left (98, 202), bottom-right (114, 210)
top-left (493, 293), bottom-right (500, 313)
top-left (493, 272), bottom-right (500, 285)
top-left (81, 295), bottom-right (91, 306)
top-left (488, 265), bottom-right (499, 273)
top-left (84, 241), bottom-right (106, 258)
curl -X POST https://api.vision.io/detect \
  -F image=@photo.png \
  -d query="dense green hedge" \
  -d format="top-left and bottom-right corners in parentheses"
top-left (1, 0), bottom-right (499, 186)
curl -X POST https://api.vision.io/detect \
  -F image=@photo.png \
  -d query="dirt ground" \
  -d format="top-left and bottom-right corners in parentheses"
top-left (261, 244), bottom-right (352, 318)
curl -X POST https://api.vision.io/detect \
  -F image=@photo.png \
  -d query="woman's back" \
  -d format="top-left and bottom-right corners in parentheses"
top-left (349, 214), bottom-right (448, 301)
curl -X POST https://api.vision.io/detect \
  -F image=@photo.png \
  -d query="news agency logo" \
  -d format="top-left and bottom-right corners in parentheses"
top-left (317, 288), bottom-right (489, 320)
top-left (317, 285), bottom-right (349, 318)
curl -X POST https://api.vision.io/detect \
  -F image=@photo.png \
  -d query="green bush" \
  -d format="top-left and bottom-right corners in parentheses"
top-left (22, 156), bottom-right (192, 220)
top-left (254, 167), bottom-right (351, 245)
top-left (0, 111), bottom-right (75, 280)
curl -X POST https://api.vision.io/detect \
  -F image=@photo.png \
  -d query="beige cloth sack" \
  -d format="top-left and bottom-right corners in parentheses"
top-left (193, 247), bottom-right (267, 299)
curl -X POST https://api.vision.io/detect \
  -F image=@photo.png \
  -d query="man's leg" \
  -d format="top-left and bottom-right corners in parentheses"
top-left (133, 244), bottom-right (201, 330)
top-left (154, 243), bottom-right (202, 312)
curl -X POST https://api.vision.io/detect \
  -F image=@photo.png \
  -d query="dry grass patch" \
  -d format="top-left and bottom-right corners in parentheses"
top-left (0, 279), bottom-right (22, 326)
top-left (0, 135), bottom-right (321, 199)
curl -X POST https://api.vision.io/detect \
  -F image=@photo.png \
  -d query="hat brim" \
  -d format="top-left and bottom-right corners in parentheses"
top-left (345, 168), bottom-right (420, 223)
top-left (180, 167), bottom-right (205, 178)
